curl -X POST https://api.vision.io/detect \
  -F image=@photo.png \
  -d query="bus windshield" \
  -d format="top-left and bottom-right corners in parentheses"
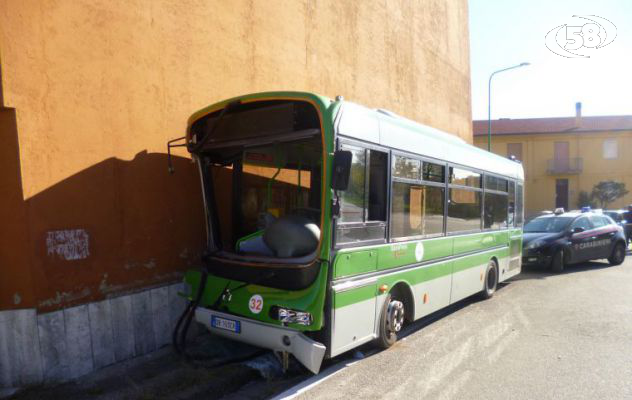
top-left (523, 216), bottom-right (573, 233)
top-left (193, 100), bottom-right (323, 260)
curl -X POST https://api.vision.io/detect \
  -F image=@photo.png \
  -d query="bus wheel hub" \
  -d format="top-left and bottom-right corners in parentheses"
top-left (387, 300), bottom-right (405, 333)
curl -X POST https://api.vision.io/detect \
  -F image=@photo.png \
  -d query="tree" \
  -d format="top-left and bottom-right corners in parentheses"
top-left (577, 190), bottom-right (597, 209)
top-left (590, 181), bottom-right (629, 208)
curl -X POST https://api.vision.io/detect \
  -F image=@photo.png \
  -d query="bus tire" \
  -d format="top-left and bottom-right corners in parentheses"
top-left (480, 259), bottom-right (498, 299)
top-left (551, 249), bottom-right (565, 273)
top-left (376, 294), bottom-right (404, 349)
top-left (608, 242), bottom-right (626, 266)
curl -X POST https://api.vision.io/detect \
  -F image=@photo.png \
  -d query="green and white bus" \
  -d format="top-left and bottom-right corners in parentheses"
top-left (175, 91), bottom-right (524, 374)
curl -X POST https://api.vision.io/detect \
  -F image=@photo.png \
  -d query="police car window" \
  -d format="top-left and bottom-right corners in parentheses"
top-left (604, 212), bottom-right (619, 221)
top-left (602, 215), bottom-right (615, 224)
top-left (524, 217), bottom-right (573, 233)
top-left (571, 217), bottom-right (592, 230)
top-left (590, 216), bottom-right (606, 228)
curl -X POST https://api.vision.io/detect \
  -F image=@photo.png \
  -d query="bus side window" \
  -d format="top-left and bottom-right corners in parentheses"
top-left (339, 145), bottom-right (366, 223)
top-left (447, 167), bottom-right (482, 233)
top-left (483, 176), bottom-right (509, 230)
top-left (336, 145), bottom-right (388, 244)
top-left (368, 150), bottom-right (388, 221)
top-left (391, 158), bottom-right (446, 239)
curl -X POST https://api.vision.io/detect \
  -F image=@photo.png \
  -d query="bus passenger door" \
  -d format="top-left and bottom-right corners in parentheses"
top-left (330, 250), bottom-right (378, 358)
top-left (507, 229), bottom-right (522, 275)
top-left (413, 259), bottom-right (453, 318)
top-left (506, 181), bottom-right (522, 277)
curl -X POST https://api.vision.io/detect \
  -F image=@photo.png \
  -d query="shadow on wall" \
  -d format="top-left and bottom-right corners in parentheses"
top-left (32, 151), bottom-right (205, 312)
top-left (0, 59), bottom-right (205, 314)
top-left (0, 111), bottom-right (205, 311)
top-left (0, 108), bottom-right (34, 311)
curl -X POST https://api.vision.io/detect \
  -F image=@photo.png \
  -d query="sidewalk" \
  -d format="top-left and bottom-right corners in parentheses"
top-left (7, 334), bottom-right (267, 400)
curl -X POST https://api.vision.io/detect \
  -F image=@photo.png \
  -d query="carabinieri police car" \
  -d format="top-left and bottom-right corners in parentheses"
top-left (522, 208), bottom-right (627, 272)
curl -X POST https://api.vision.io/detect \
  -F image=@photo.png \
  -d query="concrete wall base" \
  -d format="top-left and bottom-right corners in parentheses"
top-left (0, 281), bottom-right (197, 389)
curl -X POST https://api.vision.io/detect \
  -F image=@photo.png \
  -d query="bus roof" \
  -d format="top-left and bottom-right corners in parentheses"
top-left (185, 92), bottom-right (523, 181)
top-left (336, 101), bottom-right (524, 181)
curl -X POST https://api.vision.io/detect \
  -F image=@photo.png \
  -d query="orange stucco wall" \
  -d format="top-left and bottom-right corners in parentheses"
top-left (0, 0), bottom-right (472, 311)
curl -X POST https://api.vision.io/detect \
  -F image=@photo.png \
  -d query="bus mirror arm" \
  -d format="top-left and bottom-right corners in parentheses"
top-left (167, 136), bottom-right (187, 174)
top-left (332, 194), bottom-right (341, 219)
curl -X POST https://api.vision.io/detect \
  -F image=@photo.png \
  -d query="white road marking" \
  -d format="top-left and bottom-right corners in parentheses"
top-left (514, 305), bottom-right (531, 328)
top-left (413, 313), bottom-right (511, 398)
top-left (487, 329), bottom-right (519, 364)
top-left (418, 336), bottom-right (474, 396)
top-left (437, 370), bottom-right (473, 400)
top-left (269, 358), bottom-right (362, 400)
top-left (478, 313), bottom-right (510, 350)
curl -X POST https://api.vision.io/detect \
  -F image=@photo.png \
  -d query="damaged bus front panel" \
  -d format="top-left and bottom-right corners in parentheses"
top-left (182, 93), bottom-right (338, 373)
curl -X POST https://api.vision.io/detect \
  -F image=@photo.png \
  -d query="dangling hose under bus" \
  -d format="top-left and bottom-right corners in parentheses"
top-left (171, 267), bottom-right (265, 366)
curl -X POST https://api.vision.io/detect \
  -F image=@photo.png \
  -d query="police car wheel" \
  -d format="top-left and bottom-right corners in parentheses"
top-left (608, 242), bottom-right (626, 266)
top-left (551, 249), bottom-right (565, 273)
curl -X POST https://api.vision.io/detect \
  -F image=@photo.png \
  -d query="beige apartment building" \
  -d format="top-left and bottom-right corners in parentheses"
top-left (474, 104), bottom-right (632, 216)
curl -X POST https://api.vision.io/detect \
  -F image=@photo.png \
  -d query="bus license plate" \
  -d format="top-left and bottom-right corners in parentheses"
top-left (211, 315), bottom-right (241, 333)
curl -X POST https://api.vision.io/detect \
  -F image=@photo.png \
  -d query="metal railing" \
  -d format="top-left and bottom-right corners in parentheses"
top-left (546, 158), bottom-right (583, 174)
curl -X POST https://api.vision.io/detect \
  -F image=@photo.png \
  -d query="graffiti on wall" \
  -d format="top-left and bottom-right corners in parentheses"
top-left (46, 229), bottom-right (90, 260)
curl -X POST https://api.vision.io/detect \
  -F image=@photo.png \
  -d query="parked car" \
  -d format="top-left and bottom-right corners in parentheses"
top-left (604, 209), bottom-right (632, 245)
top-left (525, 210), bottom-right (553, 222)
top-left (522, 209), bottom-right (627, 272)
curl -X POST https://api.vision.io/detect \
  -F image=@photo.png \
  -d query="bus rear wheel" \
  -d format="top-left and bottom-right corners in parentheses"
top-left (480, 259), bottom-right (498, 299)
top-left (376, 294), bottom-right (405, 349)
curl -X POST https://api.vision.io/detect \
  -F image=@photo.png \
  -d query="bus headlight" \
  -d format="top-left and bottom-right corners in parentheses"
top-left (272, 306), bottom-right (313, 326)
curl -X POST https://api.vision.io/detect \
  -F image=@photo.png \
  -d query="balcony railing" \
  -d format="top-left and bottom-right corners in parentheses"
top-left (547, 158), bottom-right (583, 175)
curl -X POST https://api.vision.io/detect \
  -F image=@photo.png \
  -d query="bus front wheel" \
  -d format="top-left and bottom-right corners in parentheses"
top-left (480, 259), bottom-right (498, 299)
top-left (376, 294), bottom-right (404, 349)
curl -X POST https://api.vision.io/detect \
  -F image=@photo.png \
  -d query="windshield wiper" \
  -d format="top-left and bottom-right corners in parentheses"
top-left (188, 100), bottom-right (241, 153)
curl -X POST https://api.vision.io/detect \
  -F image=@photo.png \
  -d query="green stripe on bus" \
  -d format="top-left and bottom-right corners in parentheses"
top-left (333, 249), bottom-right (508, 309)
top-left (334, 230), bottom-right (510, 279)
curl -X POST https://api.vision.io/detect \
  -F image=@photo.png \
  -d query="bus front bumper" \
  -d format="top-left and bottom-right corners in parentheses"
top-left (195, 307), bottom-right (326, 374)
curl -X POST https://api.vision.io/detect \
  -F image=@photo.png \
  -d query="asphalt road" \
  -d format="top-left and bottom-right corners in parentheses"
top-left (291, 253), bottom-right (632, 400)
top-left (14, 253), bottom-right (632, 400)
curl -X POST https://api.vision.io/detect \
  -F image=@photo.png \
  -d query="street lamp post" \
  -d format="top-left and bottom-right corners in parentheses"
top-left (487, 62), bottom-right (530, 151)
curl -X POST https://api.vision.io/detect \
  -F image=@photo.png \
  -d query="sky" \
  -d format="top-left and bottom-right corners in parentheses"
top-left (469, 0), bottom-right (632, 120)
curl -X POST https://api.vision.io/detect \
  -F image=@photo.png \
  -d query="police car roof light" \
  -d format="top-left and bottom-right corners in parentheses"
top-left (581, 206), bottom-right (591, 213)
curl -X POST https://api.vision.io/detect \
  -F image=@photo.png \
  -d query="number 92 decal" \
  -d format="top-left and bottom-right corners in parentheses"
top-left (248, 294), bottom-right (263, 314)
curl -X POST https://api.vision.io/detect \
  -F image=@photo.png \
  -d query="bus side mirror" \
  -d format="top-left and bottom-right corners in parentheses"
top-left (331, 150), bottom-right (352, 191)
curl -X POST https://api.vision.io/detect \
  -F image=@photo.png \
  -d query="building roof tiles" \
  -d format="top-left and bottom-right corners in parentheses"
top-left (473, 115), bottom-right (632, 136)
